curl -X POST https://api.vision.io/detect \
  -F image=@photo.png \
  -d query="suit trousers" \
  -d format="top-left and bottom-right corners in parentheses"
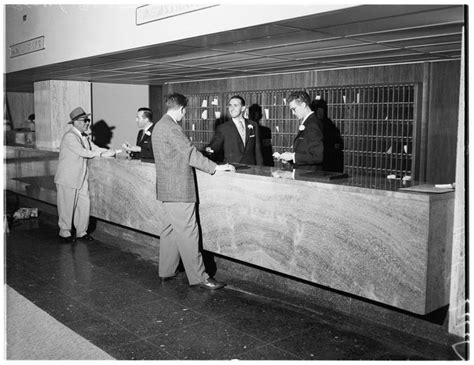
top-left (158, 201), bottom-right (209, 285)
top-left (56, 178), bottom-right (90, 238)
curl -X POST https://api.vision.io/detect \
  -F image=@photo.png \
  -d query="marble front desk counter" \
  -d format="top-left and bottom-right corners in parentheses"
top-left (5, 147), bottom-right (454, 315)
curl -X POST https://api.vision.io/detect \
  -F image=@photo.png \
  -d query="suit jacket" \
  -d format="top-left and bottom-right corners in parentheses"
top-left (208, 119), bottom-right (263, 165)
top-left (293, 113), bottom-right (324, 171)
top-left (54, 127), bottom-right (106, 189)
top-left (152, 114), bottom-right (217, 202)
top-left (131, 123), bottom-right (155, 160)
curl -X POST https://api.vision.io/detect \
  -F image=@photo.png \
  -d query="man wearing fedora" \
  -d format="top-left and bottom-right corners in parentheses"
top-left (54, 106), bottom-right (117, 243)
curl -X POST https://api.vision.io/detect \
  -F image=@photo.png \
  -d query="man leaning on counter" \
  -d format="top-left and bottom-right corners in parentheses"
top-left (152, 92), bottom-right (235, 290)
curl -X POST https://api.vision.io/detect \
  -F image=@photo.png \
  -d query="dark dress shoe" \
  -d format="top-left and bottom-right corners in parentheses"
top-left (198, 277), bottom-right (226, 290)
top-left (160, 275), bottom-right (176, 283)
top-left (77, 234), bottom-right (94, 241)
top-left (58, 235), bottom-right (75, 244)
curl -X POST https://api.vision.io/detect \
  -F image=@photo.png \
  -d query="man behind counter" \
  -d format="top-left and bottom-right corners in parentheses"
top-left (205, 95), bottom-right (263, 166)
top-left (279, 91), bottom-right (324, 172)
top-left (122, 107), bottom-right (155, 160)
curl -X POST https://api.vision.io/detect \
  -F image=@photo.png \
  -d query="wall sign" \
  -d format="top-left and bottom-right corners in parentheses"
top-left (10, 36), bottom-right (45, 58)
top-left (136, 4), bottom-right (218, 25)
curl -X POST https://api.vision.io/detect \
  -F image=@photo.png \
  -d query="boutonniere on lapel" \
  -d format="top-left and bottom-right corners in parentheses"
top-left (247, 124), bottom-right (255, 136)
top-left (299, 124), bottom-right (306, 131)
top-left (145, 131), bottom-right (152, 136)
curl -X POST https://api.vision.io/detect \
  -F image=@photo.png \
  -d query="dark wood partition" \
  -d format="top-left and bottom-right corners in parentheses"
top-left (166, 61), bottom-right (460, 184)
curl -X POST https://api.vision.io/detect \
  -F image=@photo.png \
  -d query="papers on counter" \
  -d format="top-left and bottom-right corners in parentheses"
top-left (399, 184), bottom-right (455, 193)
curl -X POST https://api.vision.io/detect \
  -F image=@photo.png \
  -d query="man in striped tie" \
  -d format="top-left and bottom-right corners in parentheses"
top-left (205, 95), bottom-right (263, 166)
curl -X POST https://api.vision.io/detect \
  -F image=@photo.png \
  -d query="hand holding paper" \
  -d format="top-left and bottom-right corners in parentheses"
top-left (280, 152), bottom-right (295, 162)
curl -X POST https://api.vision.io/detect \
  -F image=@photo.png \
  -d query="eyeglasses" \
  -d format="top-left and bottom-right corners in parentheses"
top-left (80, 118), bottom-right (91, 124)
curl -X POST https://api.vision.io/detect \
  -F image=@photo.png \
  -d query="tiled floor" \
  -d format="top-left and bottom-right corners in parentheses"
top-left (5, 216), bottom-right (465, 360)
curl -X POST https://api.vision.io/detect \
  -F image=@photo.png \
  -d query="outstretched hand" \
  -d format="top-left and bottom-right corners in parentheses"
top-left (215, 163), bottom-right (236, 173)
top-left (101, 149), bottom-right (118, 158)
top-left (122, 142), bottom-right (141, 153)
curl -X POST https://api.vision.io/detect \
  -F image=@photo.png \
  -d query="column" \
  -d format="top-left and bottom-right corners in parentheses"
top-left (34, 80), bottom-right (91, 150)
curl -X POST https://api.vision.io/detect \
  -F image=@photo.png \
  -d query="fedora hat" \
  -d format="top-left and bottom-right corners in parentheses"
top-left (68, 107), bottom-right (91, 123)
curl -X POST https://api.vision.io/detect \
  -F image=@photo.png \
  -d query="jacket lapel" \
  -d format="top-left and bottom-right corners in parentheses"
top-left (244, 120), bottom-right (251, 147)
top-left (293, 129), bottom-right (303, 147)
top-left (71, 129), bottom-right (87, 149)
top-left (136, 130), bottom-right (144, 145)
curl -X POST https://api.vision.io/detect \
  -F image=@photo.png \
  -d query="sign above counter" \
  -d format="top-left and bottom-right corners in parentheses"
top-left (136, 4), bottom-right (218, 25)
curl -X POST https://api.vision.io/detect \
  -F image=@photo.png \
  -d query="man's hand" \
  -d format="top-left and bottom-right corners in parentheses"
top-left (215, 163), bottom-right (236, 173)
top-left (205, 147), bottom-right (214, 154)
top-left (101, 149), bottom-right (117, 158)
top-left (122, 142), bottom-right (141, 153)
top-left (280, 152), bottom-right (295, 162)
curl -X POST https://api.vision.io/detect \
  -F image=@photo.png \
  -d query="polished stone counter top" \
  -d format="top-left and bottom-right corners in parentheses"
top-left (5, 146), bottom-right (454, 315)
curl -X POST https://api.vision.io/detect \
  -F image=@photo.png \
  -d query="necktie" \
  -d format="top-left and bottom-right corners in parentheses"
top-left (238, 121), bottom-right (245, 145)
top-left (82, 133), bottom-right (92, 150)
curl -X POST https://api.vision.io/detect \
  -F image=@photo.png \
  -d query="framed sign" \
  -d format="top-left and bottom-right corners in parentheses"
top-left (136, 4), bottom-right (218, 25)
top-left (10, 36), bottom-right (45, 58)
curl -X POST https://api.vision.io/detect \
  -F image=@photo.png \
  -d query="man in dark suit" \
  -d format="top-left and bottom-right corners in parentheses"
top-left (280, 91), bottom-right (324, 171)
top-left (123, 107), bottom-right (155, 160)
top-left (152, 93), bottom-right (235, 290)
top-left (205, 95), bottom-right (263, 166)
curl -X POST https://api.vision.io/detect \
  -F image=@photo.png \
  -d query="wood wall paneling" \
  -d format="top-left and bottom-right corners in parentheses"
top-left (425, 61), bottom-right (461, 183)
top-left (229, 71), bottom-right (311, 92)
top-left (163, 61), bottom-right (459, 183)
top-left (312, 64), bottom-right (425, 87)
top-left (149, 85), bottom-right (163, 121)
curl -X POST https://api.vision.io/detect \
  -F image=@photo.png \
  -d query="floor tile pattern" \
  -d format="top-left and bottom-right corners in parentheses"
top-left (5, 217), bottom-right (465, 360)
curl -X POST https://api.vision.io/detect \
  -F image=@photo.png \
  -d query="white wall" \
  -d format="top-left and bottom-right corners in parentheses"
top-left (91, 83), bottom-right (148, 150)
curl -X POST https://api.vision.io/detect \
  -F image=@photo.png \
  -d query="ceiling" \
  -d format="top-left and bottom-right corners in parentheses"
top-left (5, 4), bottom-right (465, 92)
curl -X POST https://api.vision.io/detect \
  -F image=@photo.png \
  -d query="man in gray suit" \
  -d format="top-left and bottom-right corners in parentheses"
top-left (54, 107), bottom-right (117, 243)
top-left (152, 93), bottom-right (235, 290)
